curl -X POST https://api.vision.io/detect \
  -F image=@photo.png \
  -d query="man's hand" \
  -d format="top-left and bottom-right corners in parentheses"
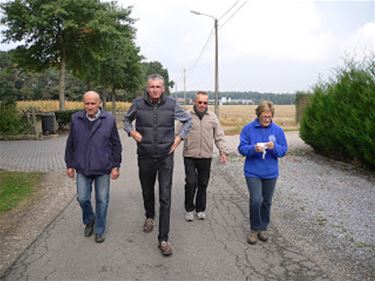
top-left (130, 130), bottom-right (142, 143)
top-left (111, 167), bottom-right (120, 180)
top-left (66, 168), bottom-right (75, 178)
top-left (169, 136), bottom-right (182, 154)
top-left (220, 153), bottom-right (228, 164)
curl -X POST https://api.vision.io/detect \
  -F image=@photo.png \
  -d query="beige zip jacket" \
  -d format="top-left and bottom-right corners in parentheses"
top-left (182, 109), bottom-right (228, 158)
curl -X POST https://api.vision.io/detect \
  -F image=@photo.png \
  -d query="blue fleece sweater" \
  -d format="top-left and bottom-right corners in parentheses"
top-left (238, 118), bottom-right (288, 179)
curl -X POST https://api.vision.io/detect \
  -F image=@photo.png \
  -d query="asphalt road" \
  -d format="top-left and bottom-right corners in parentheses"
top-left (0, 132), bottom-right (331, 281)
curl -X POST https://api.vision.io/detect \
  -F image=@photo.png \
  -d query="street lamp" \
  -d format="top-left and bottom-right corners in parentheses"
top-left (191, 10), bottom-right (219, 118)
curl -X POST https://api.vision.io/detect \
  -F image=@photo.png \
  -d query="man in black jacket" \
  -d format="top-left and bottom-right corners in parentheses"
top-left (124, 74), bottom-right (191, 256)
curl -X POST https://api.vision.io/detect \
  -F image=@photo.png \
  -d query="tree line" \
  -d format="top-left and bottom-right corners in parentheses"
top-left (0, 0), bottom-right (172, 110)
top-left (173, 91), bottom-right (296, 105)
top-left (0, 50), bottom-right (170, 103)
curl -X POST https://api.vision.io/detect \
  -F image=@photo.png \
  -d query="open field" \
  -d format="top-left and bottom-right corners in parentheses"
top-left (16, 100), bottom-right (132, 112)
top-left (16, 101), bottom-right (296, 135)
top-left (183, 104), bottom-right (297, 135)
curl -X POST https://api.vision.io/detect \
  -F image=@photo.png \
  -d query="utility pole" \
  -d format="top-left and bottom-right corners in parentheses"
top-left (183, 68), bottom-right (186, 107)
top-left (191, 10), bottom-right (220, 117)
top-left (214, 18), bottom-right (219, 118)
top-left (190, 3), bottom-right (247, 117)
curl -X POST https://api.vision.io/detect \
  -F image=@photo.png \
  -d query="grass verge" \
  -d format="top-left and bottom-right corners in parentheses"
top-left (0, 171), bottom-right (42, 214)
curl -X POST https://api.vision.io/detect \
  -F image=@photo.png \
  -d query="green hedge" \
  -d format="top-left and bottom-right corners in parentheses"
top-left (0, 101), bottom-right (31, 135)
top-left (300, 57), bottom-right (375, 169)
top-left (55, 109), bottom-right (81, 130)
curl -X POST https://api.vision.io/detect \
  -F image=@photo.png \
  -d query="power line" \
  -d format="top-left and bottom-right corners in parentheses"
top-left (186, 2), bottom-right (242, 73)
top-left (218, 1), bottom-right (240, 21)
top-left (186, 27), bottom-right (214, 73)
top-left (186, 1), bottom-right (247, 73)
top-left (220, 1), bottom-right (247, 30)
top-left (180, 1), bottom-right (247, 90)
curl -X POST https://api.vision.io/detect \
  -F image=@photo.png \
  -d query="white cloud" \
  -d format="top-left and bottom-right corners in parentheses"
top-left (345, 22), bottom-right (375, 59)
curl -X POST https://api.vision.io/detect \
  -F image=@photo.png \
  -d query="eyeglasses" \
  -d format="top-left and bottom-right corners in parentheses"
top-left (261, 115), bottom-right (272, 119)
top-left (197, 101), bottom-right (208, 105)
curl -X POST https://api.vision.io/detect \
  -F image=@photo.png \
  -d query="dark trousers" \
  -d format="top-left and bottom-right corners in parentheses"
top-left (138, 154), bottom-right (174, 242)
top-left (184, 157), bottom-right (212, 213)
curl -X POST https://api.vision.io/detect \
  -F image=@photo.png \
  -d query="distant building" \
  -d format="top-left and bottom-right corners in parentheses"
top-left (220, 97), bottom-right (254, 105)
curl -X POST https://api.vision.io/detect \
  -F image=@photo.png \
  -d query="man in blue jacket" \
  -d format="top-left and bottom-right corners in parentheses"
top-left (65, 91), bottom-right (122, 243)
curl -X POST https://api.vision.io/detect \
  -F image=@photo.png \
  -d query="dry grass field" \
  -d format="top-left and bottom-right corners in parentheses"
top-left (16, 101), bottom-right (296, 135)
top-left (183, 104), bottom-right (297, 135)
top-left (16, 100), bottom-right (131, 112)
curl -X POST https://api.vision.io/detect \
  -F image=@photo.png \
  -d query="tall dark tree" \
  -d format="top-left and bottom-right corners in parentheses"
top-left (75, 2), bottom-right (143, 109)
top-left (98, 39), bottom-right (143, 111)
top-left (0, 51), bottom-right (24, 102)
top-left (1, 0), bottom-right (139, 110)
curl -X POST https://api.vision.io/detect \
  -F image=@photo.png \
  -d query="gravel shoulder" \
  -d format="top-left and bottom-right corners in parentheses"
top-left (221, 131), bottom-right (375, 281)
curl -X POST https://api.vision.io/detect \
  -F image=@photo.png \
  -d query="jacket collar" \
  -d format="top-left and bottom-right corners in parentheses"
top-left (86, 108), bottom-right (101, 122)
top-left (78, 108), bottom-right (106, 120)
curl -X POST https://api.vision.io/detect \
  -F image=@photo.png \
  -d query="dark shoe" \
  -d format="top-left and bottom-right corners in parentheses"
top-left (84, 222), bottom-right (94, 237)
top-left (258, 231), bottom-right (268, 242)
top-left (247, 231), bottom-right (258, 245)
top-left (95, 234), bottom-right (105, 243)
top-left (143, 218), bottom-right (155, 233)
top-left (158, 241), bottom-right (173, 256)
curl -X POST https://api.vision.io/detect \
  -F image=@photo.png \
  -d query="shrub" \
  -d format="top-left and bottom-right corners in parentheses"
top-left (0, 101), bottom-right (31, 135)
top-left (55, 109), bottom-right (81, 130)
top-left (300, 56), bottom-right (375, 168)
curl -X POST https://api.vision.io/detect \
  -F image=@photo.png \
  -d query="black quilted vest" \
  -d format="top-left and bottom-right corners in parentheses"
top-left (134, 94), bottom-right (176, 158)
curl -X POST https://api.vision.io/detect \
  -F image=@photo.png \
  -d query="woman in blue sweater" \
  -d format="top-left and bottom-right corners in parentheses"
top-left (238, 101), bottom-right (288, 245)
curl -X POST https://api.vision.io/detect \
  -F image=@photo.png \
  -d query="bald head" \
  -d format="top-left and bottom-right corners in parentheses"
top-left (83, 91), bottom-right (101, 117)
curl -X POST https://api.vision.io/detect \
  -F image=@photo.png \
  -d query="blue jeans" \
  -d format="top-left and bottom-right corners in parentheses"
top-left (76, 173), bottom-right (110, 235)
top-left (245, 177), bottom-right (277, 231)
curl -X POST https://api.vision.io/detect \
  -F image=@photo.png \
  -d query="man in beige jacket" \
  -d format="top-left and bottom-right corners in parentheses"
top-left (182, 91), bottom-right (228, 221)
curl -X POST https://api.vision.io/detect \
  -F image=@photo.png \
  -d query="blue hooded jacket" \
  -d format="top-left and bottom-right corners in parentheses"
top-left (65, 110), bottom-right (122, 176)
top-left (238, 118), bottom-right (288, 179)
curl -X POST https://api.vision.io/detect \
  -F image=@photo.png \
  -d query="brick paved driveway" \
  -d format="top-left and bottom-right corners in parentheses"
top-left (0, 134), bottom-right (68, 172)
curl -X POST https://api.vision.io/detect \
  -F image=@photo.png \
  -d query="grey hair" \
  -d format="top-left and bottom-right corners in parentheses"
top-left (196, 91), bottom-right (208, 96)
top-left (147, 73), bottom-right (165, 84)
top-left (83, 91), bottom-right (101, 101)
top-left (255, 100), bottom-right (275, 117)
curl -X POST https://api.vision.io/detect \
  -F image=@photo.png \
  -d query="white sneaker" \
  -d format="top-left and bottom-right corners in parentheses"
top-left (197, 212), bottom-right (206, 220)
top-left (185, 211), bottom-right (194, 221)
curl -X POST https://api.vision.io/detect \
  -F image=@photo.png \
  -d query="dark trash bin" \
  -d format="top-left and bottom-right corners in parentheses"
top-left (41, 112), bottom-right (57, 134)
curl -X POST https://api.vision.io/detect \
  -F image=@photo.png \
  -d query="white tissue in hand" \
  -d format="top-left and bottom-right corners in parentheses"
top-left (257, 142), bottom-right (268, 159)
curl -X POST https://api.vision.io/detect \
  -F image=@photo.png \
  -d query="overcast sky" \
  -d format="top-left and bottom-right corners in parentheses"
top-left (128, 0), bottom-right (374, 93)
top-left (1, 0), bottom-right (374, 93)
